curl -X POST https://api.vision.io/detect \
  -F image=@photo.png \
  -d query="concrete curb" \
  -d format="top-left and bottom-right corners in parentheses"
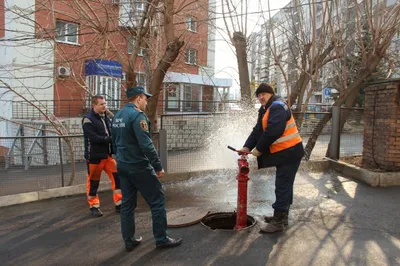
top-left (327, 158), bottom-right (400, 187)
top-left (0, 181), bottom-right (114, 208)
top-left (0, 160), bottom-right (330, 208)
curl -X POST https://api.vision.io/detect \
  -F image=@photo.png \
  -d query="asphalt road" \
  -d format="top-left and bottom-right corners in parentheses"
top-left (1, 168), bottom-right (399, 266)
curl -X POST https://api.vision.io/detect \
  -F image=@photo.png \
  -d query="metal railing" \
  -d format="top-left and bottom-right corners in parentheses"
top-left (9, 99), bottom-right (242, 119)
top-left (0, 106), bottom-right (365, 196)
top-left (0, 135), bottom-right (86, 196)
top-left (0, 132), bottom-right (164, 197)
top-left (339, 107), bottom-right (364, 158)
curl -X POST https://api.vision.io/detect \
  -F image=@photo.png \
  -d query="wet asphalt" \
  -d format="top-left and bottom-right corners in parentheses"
top-left (1, 168), bottom-right (400, 266)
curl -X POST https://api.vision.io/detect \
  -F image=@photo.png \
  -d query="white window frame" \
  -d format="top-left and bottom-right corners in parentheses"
top-left (136, 72), bottom-right (146, 87)
top-left (166, 84), bottom-right (180, 110)
top-left (55, 20), bottom-right (79, 44)
top-left (86, 76), bottom-right (122, 109)
top-left (183, 85), bottom-right (192, 110)
top-left (185, 48), bottom-right (197, 65)
top-left (128, 37), bottom-right (145, 56)
top-left (186, 16), bottom-right (197, 32)
top-left (135, 0), bottom-right (145, 11)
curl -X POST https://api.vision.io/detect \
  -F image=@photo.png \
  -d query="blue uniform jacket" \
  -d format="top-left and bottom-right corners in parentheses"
top-left (82, 109), bottom-right (113, 162)
top-left (111, 103), bottom-right (162, 172)
top-left (244, 95), bottom-right (304, 168)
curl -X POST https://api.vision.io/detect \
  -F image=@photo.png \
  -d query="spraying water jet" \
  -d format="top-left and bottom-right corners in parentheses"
top-left (200, 146), bottom-right (256, 230)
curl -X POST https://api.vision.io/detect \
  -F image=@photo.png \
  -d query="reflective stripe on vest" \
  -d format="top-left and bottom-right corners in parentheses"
top-left (262, 102), bottom-right (302, 153)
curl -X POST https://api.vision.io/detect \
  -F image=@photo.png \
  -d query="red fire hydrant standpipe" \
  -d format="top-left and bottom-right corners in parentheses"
top-left (227, 146), bottom-right (251, 230)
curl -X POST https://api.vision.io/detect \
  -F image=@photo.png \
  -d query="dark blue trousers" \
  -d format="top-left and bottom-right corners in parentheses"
top-left (117, 162), bottom-right (167, 245)
top-left (272, 159), bottom-right (301, 212)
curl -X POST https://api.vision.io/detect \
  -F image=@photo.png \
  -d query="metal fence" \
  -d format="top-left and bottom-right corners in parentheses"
top-left (0, 107), bottom-right (364, 196)
top-left (9, 99), bottom-right (241, 119)
top-left (0, 135), bottom-right (87, 197)
top-left (159, 109), bottom-right (342, 173)
top-left (339, 107), bottom-right (364, 157)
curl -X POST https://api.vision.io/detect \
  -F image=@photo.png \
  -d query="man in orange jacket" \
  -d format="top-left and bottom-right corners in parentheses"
top-left (238, 83), bottom-right (304, 233)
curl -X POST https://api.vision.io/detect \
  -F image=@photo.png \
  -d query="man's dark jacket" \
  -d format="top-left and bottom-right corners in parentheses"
top-left (82, 109), bottom-right (114, 162)
top-left (244, 95), bottom-right (304, 168)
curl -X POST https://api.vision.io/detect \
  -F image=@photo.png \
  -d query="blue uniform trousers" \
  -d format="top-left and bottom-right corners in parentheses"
top-left (117, 161), bottom-right (168, 245)
top-left (272, 159), bottom-right (301, 212)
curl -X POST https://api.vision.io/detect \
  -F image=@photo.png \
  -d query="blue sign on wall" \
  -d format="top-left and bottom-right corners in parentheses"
top-left (85, 59), bottom-right (122, 77)
top-left (324, 88), bottom-right (332, 96)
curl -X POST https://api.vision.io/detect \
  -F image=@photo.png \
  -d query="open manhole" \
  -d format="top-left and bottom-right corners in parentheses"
top-left (201, 212), bottom-right (256, 230)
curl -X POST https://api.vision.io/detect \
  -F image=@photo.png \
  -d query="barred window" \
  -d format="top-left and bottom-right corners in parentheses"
top-left (86, 76), bottom-right (121, 110)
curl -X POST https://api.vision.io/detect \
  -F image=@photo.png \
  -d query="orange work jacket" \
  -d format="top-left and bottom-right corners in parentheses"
top-left (262, 101), bottom-right (302, 153)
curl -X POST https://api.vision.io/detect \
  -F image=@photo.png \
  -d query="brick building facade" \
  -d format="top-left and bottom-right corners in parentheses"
top-left (362, 79), bottom-right (400, 171)
top-left (0, 0), bottom-right (231, 125)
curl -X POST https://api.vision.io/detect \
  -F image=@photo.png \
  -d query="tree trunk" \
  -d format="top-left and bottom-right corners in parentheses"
top-left (303, 54), bottom-right (382, 160)
top-left (146, 38), bottom-right (184, 131)
top-left (293, 73), bottom-right (311, 128)
top-left (303, 112), bottom-right (332, 160)
top-left (232, 32), bottom-right (251, 108)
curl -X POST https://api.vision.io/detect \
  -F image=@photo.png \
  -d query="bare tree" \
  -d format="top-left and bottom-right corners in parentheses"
top-left (261, 0), bottom-right (336, 122)
top-left (304, 0), bottom-right (400, 159)
top-left (0, 80), bottom-right (77, 185)
top-left (258, 0), bottom-right (400, 159)
top-left (220, 0), bottom-right (252, 107)
top-left (0, 0), bottom-right (205, 183)
top-left (36, 0), bottom-right (203, 129)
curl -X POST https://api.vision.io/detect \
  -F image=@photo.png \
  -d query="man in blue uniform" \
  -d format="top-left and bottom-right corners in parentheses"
top-left (238, 83), bottom-right (304, 233)
top-left (111, 86), bottom-right (182, 251)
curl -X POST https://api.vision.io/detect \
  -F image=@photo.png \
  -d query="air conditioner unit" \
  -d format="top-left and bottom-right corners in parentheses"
top-left (57, 66), bottom-right (71, 77)
top-left (112, 0), bottom-right (120, 5)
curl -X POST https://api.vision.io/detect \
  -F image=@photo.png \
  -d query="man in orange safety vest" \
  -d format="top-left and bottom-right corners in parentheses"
top-left (238, 83), bottom-right (304, 233)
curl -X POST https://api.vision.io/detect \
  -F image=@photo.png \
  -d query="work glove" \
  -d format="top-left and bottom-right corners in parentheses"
top-left (251, 148), bottom-right (262, 157)
top-left (237, 147), bottom-right (250, 155)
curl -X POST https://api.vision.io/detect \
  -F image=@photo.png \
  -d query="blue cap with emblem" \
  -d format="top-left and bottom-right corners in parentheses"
top-left (126, 86), bottom-right (152, 99)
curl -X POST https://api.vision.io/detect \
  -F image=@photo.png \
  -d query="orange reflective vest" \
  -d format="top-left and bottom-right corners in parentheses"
top-left (262, 101), bottom-right (302, 153)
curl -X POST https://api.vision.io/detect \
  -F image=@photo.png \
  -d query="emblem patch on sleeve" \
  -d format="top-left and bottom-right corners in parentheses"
top-left (140, 120), bottom-right (149, 132)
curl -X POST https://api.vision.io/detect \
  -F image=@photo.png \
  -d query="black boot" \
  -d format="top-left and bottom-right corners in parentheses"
top-left (90, 207), bottom-right (103, 217)
top-left (156, 237), bottom-right (182, 249)
top-left (260, 210), bottom-right (287, 233)
top-left (125, 236), bottom-right (143, 252)
top-left (264, 210), bottom-right (289, 226)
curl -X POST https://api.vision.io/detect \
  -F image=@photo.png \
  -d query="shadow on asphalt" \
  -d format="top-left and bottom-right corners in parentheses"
top-left (289, 169), bottom-right (400, 265)
top-left (1, 169), bottom-right (399, 265)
